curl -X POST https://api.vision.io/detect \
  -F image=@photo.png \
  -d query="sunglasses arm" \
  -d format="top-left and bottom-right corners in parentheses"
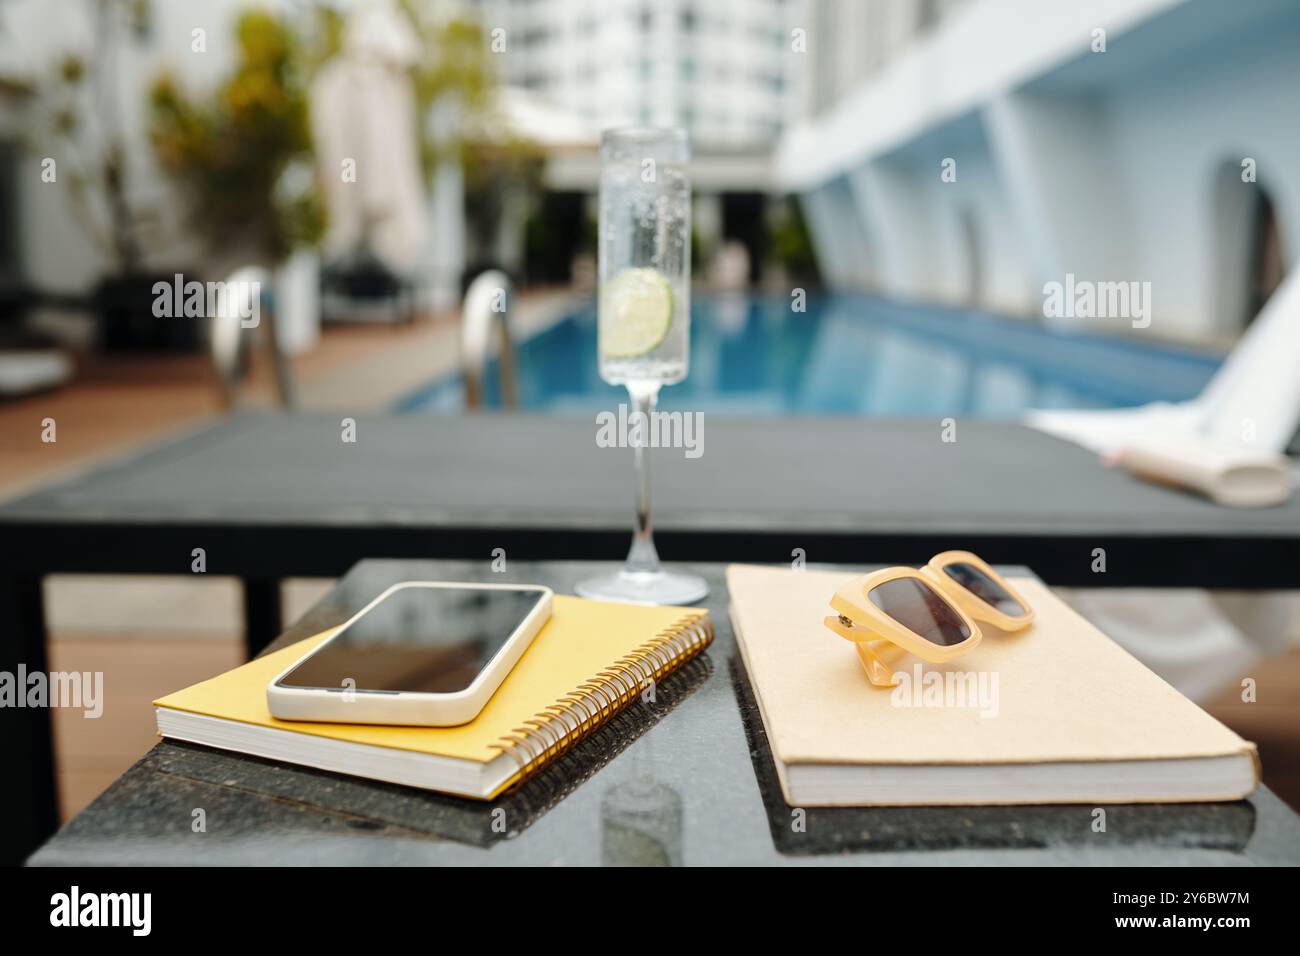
top-left (823, 614), bottom-right (904, 688)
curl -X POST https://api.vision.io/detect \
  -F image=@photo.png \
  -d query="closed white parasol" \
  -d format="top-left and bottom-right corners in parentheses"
top-left (311, 0), bottom-right (426, 274)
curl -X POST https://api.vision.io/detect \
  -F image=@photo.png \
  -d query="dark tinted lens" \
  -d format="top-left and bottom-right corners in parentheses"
top-left (942, 562), bottom-right (1026, 617)
top-left (867, 577), bottom-right (972, 646)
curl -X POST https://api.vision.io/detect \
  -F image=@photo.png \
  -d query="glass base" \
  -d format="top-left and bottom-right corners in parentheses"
top-left (575, 568), bottom-right (709, 606)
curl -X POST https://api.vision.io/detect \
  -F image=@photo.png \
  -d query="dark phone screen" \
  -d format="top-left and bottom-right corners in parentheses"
top-left (275, 586), bottom-right (547, 694)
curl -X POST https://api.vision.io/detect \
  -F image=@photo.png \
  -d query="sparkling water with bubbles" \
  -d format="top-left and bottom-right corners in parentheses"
top-left (598, 127), bottom-right (691, 386)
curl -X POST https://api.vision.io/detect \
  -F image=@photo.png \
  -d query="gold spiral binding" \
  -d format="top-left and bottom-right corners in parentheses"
top-left (488, 612), bottom-right (715, 784)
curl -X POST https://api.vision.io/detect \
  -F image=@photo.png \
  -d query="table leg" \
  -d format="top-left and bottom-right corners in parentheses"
top-left (0, 575), bottom-right (58, 865)
top-left (242, 577), bottom-right (283, 659)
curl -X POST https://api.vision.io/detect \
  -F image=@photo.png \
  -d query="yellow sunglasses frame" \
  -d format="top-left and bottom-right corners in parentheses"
top-left (921, 550), bottom-right (1036, 633)
top-left (824, 551), bottom-right (1034, 687)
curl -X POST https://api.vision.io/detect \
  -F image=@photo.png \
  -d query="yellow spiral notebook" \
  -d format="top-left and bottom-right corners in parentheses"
top-left (154, 596), bottom-right (712, 799)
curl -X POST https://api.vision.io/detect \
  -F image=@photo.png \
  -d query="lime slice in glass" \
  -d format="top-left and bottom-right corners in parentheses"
top-left (600, 267), bottom-right (674, 358)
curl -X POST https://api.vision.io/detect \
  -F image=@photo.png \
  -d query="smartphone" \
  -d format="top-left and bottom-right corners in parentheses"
top-left (267, 582), bottom-right (553, 726)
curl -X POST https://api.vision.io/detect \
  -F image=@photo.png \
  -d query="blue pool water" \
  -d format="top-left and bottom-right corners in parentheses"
top-left (398, 294), bottom-right (1221, 416)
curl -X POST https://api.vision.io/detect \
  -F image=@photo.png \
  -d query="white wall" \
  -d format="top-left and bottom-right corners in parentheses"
top-left (785, 0), bottom-right (1300, 344)
top-left (801, 176), bottom-right (872, 291)
top-left (777, 0), bottom-right (1181, 191)
top-left (983, 93), bottom-right (1135, 299)
top-left (1, 0), bottom-right (273, 293)
top-left (818, 123), bottom-right (1035, 315)
top-left (1103, 24), bottom-right (1300, 339)
top-left (952, 145), bottom-right (1035, 315)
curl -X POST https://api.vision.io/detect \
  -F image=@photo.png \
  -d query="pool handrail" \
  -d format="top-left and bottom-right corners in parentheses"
top-left (460, 269), bottom-right (518, 409)
top-left (209, 266), bottom-right (295, 410)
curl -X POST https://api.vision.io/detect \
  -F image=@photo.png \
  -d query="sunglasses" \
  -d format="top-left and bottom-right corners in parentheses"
top-left (823, 551), bottom-right (1035, 687)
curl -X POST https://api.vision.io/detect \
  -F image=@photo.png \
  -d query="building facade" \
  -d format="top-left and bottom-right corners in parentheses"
top-left (474, 0), bottom-right (807, 148)
top-left (779, 0), bottom-right (1299, 346)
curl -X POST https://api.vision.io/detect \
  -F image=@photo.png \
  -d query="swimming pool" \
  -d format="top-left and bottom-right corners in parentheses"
top-left (398, 294), bottom-right (1222, 416)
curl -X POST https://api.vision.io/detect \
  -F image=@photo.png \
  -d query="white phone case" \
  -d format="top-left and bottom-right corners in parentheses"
top-left (265, 581), bottom-right (553, 726)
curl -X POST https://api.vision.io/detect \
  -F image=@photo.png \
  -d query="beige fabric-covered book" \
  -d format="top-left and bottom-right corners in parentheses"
top-left (728, 564), bottom-right (1259, 807)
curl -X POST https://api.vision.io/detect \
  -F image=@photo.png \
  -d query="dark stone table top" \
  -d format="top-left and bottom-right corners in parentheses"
top-left (29, 560), bottom-right (1300, 865)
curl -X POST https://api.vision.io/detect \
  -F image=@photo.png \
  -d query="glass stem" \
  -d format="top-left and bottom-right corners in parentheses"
top-left (624, 381), bottom-right (662, 575)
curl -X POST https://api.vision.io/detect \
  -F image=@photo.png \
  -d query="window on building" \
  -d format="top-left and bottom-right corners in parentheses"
top-left (918, 0), bottom-right (941, 32)
top-left (1246, 188), bottom-right (1285, 328)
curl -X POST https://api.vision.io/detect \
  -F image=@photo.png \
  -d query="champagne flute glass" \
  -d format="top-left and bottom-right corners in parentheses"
top-left (576, 127), bottom-right (708, 605)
